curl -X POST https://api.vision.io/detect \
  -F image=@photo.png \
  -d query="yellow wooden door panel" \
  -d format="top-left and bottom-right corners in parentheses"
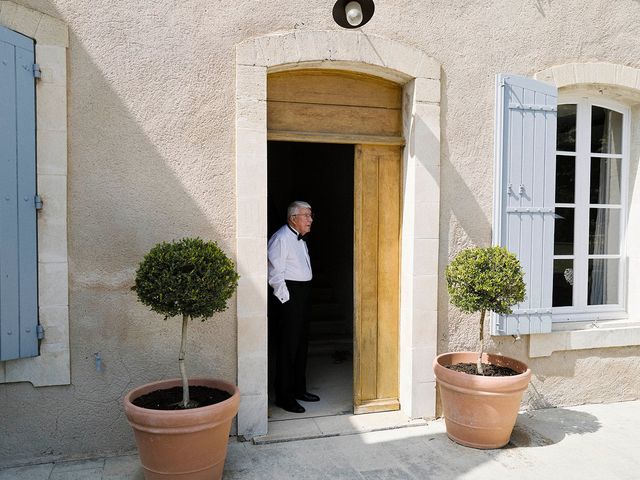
top-left (268, 69), bottom-right (402, 109)
top-left (354, 144), bottom-right (401, 414)
top-left (376, 147), bottom-right (401, 401)
top-left (267, 101), bottom-right (402, 138)
top-left (267, 69), bottom-right (403, 140)
top-left (355, 146), bottom-right (379, 404)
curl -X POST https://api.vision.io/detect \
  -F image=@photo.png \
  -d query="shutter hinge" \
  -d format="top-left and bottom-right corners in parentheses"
top-left (508, 102), bottom-right (557, 112)
top-left (36, 324), bottom-right (45, 340)
top-left (32, 63), bottom-right (41, 79)
top-left (506, 207), bottom-right (554, 214)
top-left (513, 308), bottom-right (553, 315)
top-left (35, 194), bottom-right (43, 210)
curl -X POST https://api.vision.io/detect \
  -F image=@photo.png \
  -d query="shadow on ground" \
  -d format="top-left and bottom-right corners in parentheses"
top-left (509, 407), bottom-right (601, 448)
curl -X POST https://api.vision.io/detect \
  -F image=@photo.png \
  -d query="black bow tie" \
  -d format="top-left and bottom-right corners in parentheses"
top-left (288, 225), bottom-right (306, 241)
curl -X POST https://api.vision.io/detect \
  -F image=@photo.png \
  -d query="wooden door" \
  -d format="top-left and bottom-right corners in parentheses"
top-left (354, 144), bottom-right (401, 414)
top-left (266, 69), bottom-right (403, 414)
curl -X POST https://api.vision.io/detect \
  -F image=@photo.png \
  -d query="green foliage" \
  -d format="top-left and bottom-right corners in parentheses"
top-left (132, 238), bottom-right (239, 320)
top-left (445, 246), bottom-right (525, 316)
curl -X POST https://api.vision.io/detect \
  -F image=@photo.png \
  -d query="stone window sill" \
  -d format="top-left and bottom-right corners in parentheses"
top-left (529, 319), bottom-right (640, 357)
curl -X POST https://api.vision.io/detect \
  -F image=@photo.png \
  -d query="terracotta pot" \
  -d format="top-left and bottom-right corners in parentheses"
top-left (124, 378), bottom-right (240, 480)
top-left (433, 352), bottom-right (531, 449)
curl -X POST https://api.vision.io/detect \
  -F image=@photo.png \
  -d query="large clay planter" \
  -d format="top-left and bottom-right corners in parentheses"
top-left (124, 378), bottom-right (240, 480)
top-left (433, 352), bottom-right (531, 449)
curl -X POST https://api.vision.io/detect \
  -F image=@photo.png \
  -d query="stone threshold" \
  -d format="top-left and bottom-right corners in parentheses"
top-left (253, 410), bottom-right (428, 445)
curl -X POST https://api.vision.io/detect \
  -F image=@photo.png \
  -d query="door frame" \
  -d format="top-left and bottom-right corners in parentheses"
top-left (235, 31), bottom-right (442, 438)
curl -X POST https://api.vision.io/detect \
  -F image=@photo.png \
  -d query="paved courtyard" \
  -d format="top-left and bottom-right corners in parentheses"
top-left (1, 400), bottom-right (638, 479)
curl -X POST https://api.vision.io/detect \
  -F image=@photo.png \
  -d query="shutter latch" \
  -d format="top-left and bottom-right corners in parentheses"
top-left (34, 194), bottom-right (43, 210)
top-left (32, 63), bottom-right (41, 79)
top-left (36, 324), bottom-right (45, 340)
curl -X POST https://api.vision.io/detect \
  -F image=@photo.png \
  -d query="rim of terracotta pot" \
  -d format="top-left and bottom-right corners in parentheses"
top-left (124, 377), bottom-right (240, 421)
top-left (433, 351), bottom-right (531, 391)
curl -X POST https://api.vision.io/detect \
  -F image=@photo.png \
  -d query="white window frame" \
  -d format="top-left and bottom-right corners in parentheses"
top-left (552, 94), bottom-right (630, 323)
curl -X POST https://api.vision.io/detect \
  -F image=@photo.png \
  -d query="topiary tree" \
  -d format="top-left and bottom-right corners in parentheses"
top-left (132, 238), bottom-right (239, 408)
top-left (445, 246), bottom-right (525, 375)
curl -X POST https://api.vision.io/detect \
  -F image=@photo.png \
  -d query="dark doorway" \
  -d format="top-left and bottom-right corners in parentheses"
top-left (267, 141), bottom-right (354, 419)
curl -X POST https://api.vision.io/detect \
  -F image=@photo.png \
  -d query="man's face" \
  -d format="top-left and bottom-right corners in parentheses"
top-left (289, 207), bottom-right (313, 236)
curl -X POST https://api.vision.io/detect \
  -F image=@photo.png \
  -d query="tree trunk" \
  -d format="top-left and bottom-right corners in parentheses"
top-left (179, 314), bottom-right (190, 407)
top-left (477, 310), bottom-right (486, 375)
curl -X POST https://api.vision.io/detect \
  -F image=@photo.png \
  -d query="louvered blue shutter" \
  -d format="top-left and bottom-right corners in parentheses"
top-left (491, 74), bottom-right (557, 336)
top-left (0, 26), bottom-right (39, 361)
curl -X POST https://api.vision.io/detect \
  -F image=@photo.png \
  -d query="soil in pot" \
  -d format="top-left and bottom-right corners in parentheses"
top-left (446, 363), bottom-right (519, 376)
top-left (132, 386), bottom-right (231, 410)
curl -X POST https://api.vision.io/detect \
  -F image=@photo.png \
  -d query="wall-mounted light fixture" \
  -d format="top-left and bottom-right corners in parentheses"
top-left (332, 0), bottom-right (375, 29)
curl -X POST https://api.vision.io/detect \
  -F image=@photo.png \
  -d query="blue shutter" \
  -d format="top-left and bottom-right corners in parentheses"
top-left (0, 26), bottom-right (39, 361)
top-left (491, 74), bottom-right (557, 336)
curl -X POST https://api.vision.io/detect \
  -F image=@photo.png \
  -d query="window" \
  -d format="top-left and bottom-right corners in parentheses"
top-left (492, 76), bottom-right (630, 336)
top-left (553, 99), bottom-right (628, 319)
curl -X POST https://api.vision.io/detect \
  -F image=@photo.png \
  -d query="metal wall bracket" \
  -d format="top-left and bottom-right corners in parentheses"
top-left (34, 194), bottom-right (43, 210)
top-left (36, 324), bottom-right (45, 340)
top-left (32, 63), bottom-right (41, 79)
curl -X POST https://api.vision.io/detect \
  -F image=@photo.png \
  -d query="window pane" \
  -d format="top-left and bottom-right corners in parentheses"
top-left (553, 259), bottom-right (573, 307)
top-left (588, 259), bottom-right (619, 305)
top-left (591, 106), bottom-right (622, 154)
top-left (557, 104), bottom-right (577, 152)
top-left (554, 207), bottom-right (574, 255)
top-left (590, 157), bottom-right (621, 204)
top-left (555, 155), bottom-right (575, 203)
top-left (589, 208), bottom-right (620, 254)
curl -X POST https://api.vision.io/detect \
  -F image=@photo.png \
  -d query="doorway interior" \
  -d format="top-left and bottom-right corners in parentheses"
top-left (267, 140), bottom-right (354, 420)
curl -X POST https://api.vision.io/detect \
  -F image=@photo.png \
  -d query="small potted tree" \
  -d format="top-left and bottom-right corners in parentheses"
top-left (124, 238), bottom-right (240, 480)
top-left (433, 246), bottom-right (532, 449)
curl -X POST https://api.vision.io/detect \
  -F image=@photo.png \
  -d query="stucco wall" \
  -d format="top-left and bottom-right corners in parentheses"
top-left (1, 0), bottom-right (640, 464)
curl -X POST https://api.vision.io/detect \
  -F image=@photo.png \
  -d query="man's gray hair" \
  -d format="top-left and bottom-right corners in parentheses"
top-left (287, 201), bottom-right (312, 218)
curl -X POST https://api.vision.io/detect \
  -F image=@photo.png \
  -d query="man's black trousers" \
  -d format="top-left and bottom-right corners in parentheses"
top-left (274, 280), bottom-right (312, 404)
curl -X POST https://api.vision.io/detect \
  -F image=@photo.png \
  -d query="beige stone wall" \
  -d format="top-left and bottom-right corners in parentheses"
top-left (0, 0), bottom-right (639, 463)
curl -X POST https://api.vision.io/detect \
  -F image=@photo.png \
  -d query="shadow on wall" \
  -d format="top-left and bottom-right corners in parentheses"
top-left (409, 68), bottom-right (492, 353)
top-left (435, 70), bottom-right (492, 250)
top-left (0, 1), bottom-right (248, 463)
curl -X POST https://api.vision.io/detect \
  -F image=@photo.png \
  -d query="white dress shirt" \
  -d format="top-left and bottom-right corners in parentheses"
top-left (267, 224), bottom-right (312, 303)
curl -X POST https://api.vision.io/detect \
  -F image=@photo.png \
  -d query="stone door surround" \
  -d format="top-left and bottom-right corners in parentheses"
top-left (235, 30), bottom-right (441, 437)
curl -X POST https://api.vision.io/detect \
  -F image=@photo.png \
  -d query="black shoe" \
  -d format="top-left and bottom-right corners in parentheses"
top-left (295, 392), bottom-right (320, 402)
top-left (275, 399), bottom-right (305, 413)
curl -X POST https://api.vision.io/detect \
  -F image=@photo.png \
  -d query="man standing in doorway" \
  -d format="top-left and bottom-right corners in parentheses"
top-left (268, 200), bottom-right (320, 413)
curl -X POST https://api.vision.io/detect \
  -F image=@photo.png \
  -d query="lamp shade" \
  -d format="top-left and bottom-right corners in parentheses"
top-left (332, 0), bottom-right (375, 29)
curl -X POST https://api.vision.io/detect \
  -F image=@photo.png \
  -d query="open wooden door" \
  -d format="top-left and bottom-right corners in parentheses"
top-left (267, 69), bottom-right (403, 415)
top-left (354, 144), bottom-right (401, 414)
